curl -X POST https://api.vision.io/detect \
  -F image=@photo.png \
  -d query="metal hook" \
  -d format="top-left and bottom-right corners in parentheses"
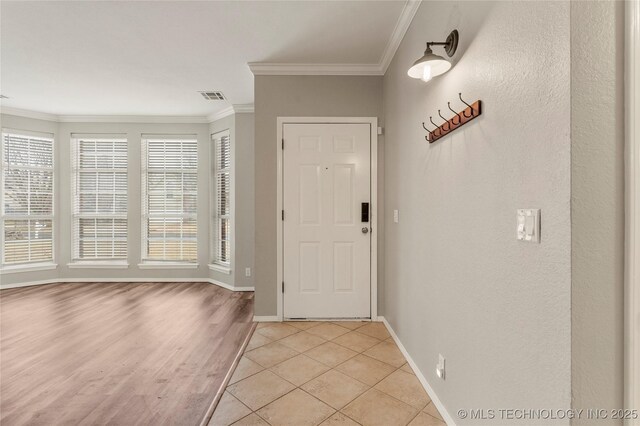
top-left (448, 102), bottom-right (461, 125)
top-left (429, 116), bottom-right (441, 136)
top-left (459, 92), bottom-right (473, 118)
top-left (422, 122), bottom-right (434, 142)
top-left (438, 110), bottom-right (450, 131)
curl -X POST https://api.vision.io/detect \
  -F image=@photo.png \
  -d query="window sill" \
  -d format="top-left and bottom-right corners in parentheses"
top-left (0, 262), bottom-right (58, 275)
top-left (208, 263), bottom-right (232, 274)
top-left (138, 263), bottom-right (199, 270)
top-left (67, 262), bottom-right (129, 269)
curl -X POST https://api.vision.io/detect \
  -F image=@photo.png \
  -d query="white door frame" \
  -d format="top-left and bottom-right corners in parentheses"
top-left (276, 117), bottom-right (378, 321)
top-left (626, 0), bottom-right (640, 417)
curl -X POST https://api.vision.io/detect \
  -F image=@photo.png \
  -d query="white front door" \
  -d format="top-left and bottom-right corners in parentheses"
top-left (283, 123), bottom-right (371, 319)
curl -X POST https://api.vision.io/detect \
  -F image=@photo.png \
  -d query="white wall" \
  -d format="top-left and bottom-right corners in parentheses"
top-left (382, 1), bottom-right (572, 421)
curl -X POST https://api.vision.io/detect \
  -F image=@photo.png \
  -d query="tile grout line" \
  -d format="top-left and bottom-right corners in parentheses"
top-left (224, 321), bottom-right (439, 426)
top-left (242, 324), bottom-right (397, 388)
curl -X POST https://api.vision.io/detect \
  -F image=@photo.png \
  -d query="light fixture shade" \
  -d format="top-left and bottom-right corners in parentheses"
top-left (407, 51), bottom-right (451, 81)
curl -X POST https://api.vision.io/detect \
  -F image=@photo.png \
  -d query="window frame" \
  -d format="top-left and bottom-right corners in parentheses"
top-left (0, 129), bottom-right (55, 269)
top-left (70, 134), bottom-right (128, 263)
top-left (211, 130), bottom-right (232, 269)
top-left (140, 135), bottom-right (199, 265)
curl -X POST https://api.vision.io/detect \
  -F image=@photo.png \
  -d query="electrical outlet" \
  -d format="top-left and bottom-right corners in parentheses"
top-left (436, 354), bottom-right (446, 380)
top-left (393, 209), bottom-right (399, 223)
top-left (245, 267), bottom-right (251, 277)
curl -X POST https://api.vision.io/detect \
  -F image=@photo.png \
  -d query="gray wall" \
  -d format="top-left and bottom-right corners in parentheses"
top-left (0, 114), bottom-right (62, 286)
top-left (253, 75), bottom-right (384, 316)
top-left (234, 113), bottom-right (255, 289)
top-left (210, 113), bottom-right (236, 287)
top-left (570, 1), bottom-right (625, 421)
top-left (382, 1), bottom-right (572, 421)
top-left (208, 112), bottom-right (255, 289)
top-left (1, 112), bottom-right (252, 290)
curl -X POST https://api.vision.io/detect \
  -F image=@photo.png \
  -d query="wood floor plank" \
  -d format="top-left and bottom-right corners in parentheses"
top-left (0, 282), bottom-right (254, 425)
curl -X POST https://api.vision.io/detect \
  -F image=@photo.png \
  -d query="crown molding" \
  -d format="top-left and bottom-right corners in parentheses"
top-left (248, 62), bottom-right (384, 76)
top-left (57, 115), bottom-right (210, 124)
top-left (379, 0), bottom-right (421, 74)
top-left (248, 0), bottom-right (421, 76)
top-left (207, 104), bottom-right (254, 122)
top-left (233, 104), bottom-right (254, 113)
top-left (206, 106), bottom-right (235, 122)
top-left (1, 105), bottom-right (255, 124)
top-left (0, 106), bottom-right (59, 122)
top-left (0, 106), bottom-right (210, 124)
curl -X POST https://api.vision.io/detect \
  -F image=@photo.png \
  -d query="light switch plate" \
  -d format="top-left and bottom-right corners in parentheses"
top-left (436, 354), bottom-right (446, 380)
top-left (517, 209), bottom-right (540, 243)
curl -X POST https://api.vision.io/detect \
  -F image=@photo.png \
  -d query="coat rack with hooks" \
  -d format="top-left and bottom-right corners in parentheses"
top-left (422, 93), bottom-right (482, 143)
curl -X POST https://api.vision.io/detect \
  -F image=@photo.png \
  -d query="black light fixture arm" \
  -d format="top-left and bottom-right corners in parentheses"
top-left (423, 29), bottom-right (459, 57)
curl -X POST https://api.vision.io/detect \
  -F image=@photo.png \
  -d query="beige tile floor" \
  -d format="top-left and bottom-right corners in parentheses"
top-left (210, 321), bottom-right (446, 426)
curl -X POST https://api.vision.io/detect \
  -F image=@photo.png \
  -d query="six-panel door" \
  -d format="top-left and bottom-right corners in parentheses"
top-left (283, 123), bottom-right (371, 319)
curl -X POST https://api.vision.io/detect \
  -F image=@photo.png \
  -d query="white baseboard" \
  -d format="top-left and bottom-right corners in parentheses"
top-left (380, 316), bottom-right (456, 426)
top-left (0, 277), bottom-right (255, 293)
top-left (253, 315), bottom-right (279, 322)
top-left (253, 316), bottom-right (378, 323)
top-left (66, 278), bottom-right (206, 283)
top-left (0, 279), bottom-right (60, 289)
top-left (209, 278), bottom-right (254, 292)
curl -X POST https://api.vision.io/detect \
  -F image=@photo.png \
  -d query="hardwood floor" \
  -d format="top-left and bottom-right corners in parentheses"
top-left (0, 281), bottom-right (254, 426)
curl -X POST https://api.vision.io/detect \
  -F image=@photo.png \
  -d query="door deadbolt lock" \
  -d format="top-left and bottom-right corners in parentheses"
top-left (362, 227), bottom-right (369, 234)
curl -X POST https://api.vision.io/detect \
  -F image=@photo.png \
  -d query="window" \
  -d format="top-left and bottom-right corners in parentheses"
top-left (212, 131), bottom-right (231, 266)
top-left (72, 136), bottom-right (127, 261)
top-left (142, 136), bottom-right (197, 263)
top-left (1, 131), bottom-right (54, 266)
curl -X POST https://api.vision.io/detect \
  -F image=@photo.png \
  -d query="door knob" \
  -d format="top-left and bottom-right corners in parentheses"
top-left (362, 227), bottom-right (369, 234)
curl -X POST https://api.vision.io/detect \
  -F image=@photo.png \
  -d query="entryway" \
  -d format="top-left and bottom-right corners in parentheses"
top-left (277, 118), bottom-right (378, 320)
top-left (210, 321), bottom-right (446, 426)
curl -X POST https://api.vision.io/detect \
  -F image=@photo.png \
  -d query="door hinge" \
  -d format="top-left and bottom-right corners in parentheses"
top-left (282, 210), bottom-right (285, 221)
top-left (282, 282), bottom-right (285, 293)
top-left (282, 139), bottom-right (284, 150)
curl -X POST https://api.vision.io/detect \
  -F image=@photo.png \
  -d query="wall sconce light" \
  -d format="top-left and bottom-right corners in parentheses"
top-left (408, 29), bottom-right (459, 82)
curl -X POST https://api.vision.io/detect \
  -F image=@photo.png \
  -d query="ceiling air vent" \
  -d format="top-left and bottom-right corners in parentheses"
top-left (199, 91), bottom-right (226, 101)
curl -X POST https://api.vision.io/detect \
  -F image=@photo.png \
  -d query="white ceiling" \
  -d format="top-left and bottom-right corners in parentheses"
top-left (0, 1), bottom-right (410, 117)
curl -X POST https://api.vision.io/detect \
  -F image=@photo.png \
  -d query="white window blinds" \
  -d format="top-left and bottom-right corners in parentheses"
top-left (72, 136), bottom-right (128, 260)
top-left (1, 132), bottom-right (54, 265)
top-left (142, 137), bottom-right (198, 262)
top-left (213, 132), bottom-right (230, 265)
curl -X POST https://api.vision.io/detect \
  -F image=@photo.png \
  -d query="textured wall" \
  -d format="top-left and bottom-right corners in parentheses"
top-left (253, 75), bottom-right (384, 316)
top-left (234, 113), bottom-right (255, 289)
top-left (570, 1), bottom-right (625, 421)
top-left (383, 1), bottom-right (571, 422)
